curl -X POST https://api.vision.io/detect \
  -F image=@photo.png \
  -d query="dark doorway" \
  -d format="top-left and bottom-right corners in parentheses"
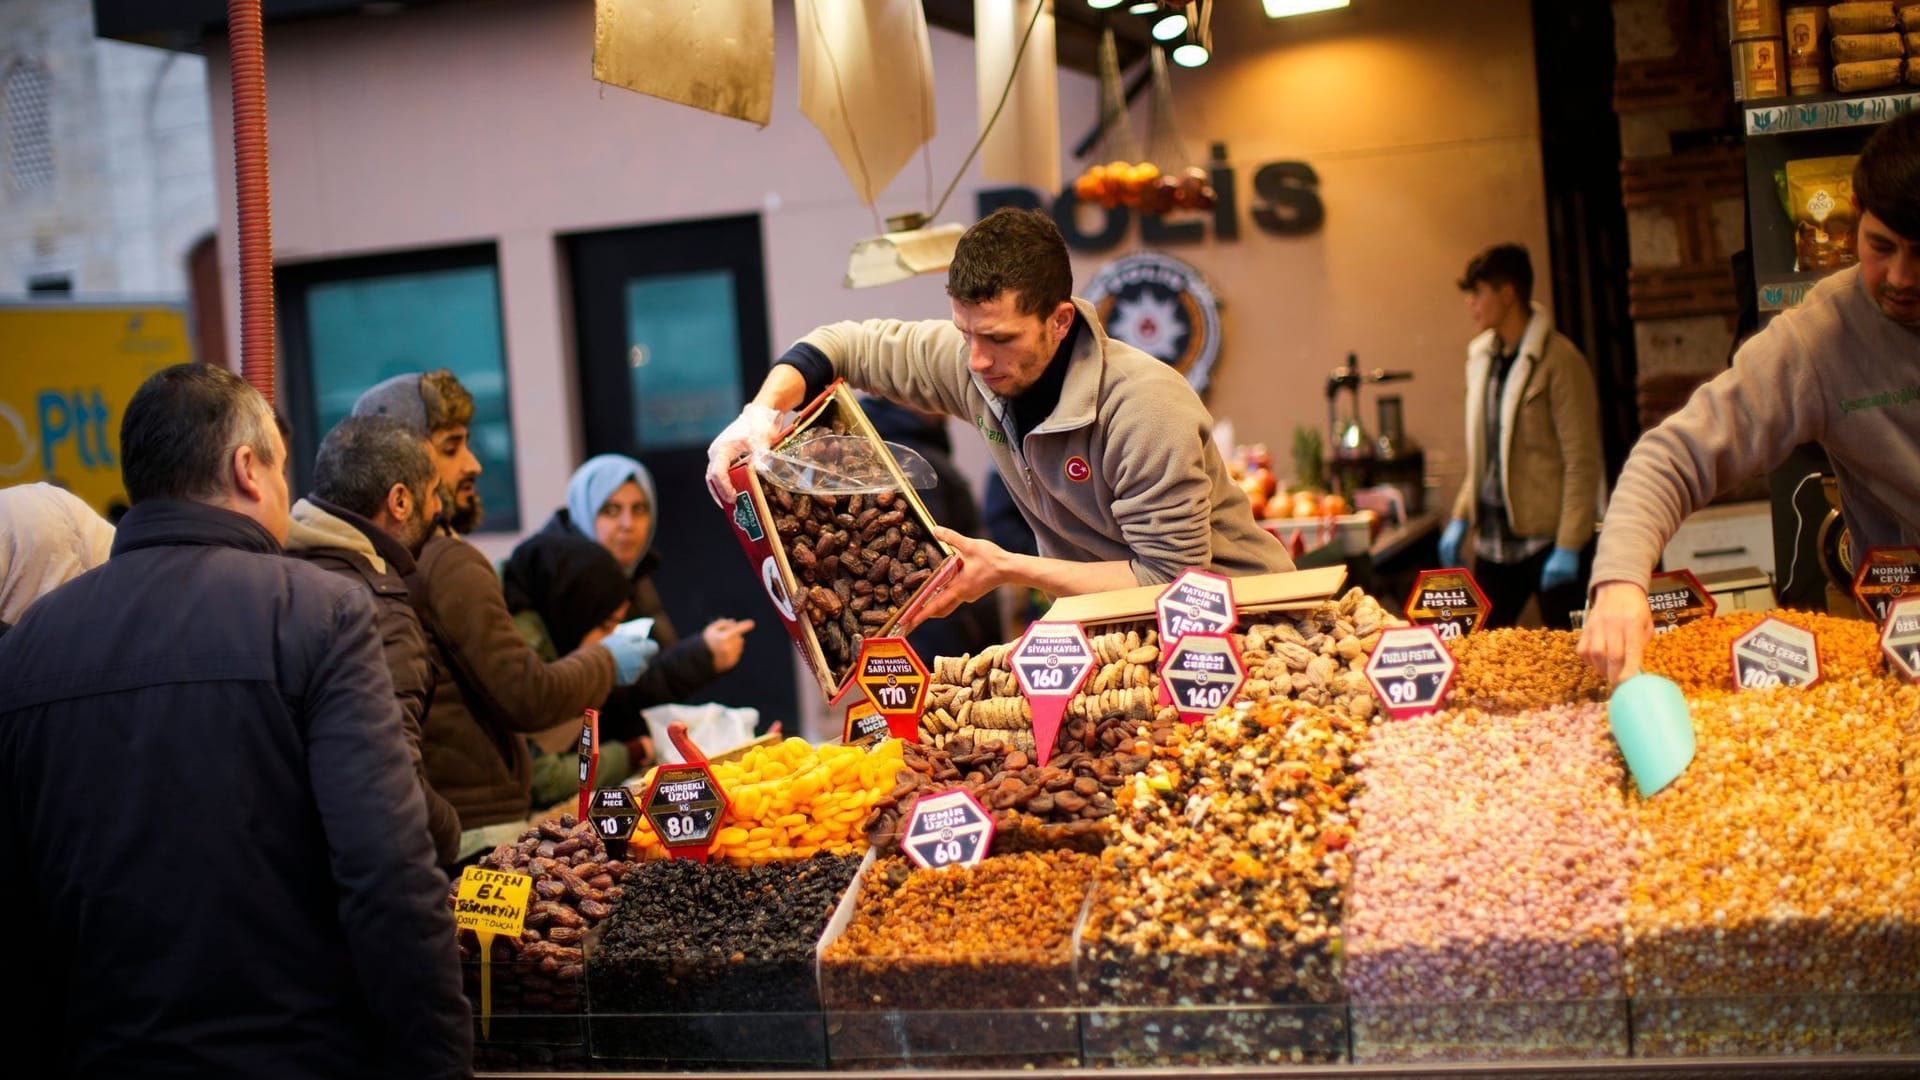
top-left (565, 215), bottom-right (795, 732)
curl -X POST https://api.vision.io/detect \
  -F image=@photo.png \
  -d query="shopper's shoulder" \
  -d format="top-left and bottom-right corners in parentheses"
top-left (418, 532), bottom-right (488, 576)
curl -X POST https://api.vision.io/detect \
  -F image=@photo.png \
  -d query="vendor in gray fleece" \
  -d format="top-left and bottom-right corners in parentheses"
top-left (1580, 110), bottom-right (1920, 683)
top-left (705, 208), bottom-right (1293, 628)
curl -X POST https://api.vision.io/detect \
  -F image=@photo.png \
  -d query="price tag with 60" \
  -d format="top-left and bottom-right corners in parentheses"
top-left (901, 788), bottom-right (995, 870)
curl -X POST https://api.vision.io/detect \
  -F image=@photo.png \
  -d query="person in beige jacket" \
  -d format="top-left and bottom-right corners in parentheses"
top-left (705, 208), bottom-right (1293, 627)
top-left (1581, 111), bottom-right (1920, 683)
top-left (1440, 244), bottom-right (1604, 630)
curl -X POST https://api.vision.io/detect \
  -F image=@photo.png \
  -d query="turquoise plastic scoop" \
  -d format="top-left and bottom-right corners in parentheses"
top-left (1608, 673), bottom-right (1696, 798)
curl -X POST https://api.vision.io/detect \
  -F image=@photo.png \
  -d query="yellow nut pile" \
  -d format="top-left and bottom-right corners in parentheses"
top-left (1446, 628), bottom-right (1606, 713)
top-left (631, 737), bottom-right (903, 864)
top-left (1627, 677), bottom-right (1920, 1054)
top-left (1641, 610), bottom-right (1887, 694)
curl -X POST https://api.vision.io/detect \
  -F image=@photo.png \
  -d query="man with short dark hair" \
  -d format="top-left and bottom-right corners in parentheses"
top-left (1438, 243), bottom-right (1604, 630)
top-left (0, 364), bottom-right (470, 1076)
top-left (286, 414), bottom-right (463, 864)
top-left (1581, 110), bottom-right (1920, 682)
top-left (352, 372), bottom-right (655, 836)
top-left (706, 208), bottom-right (1291, 626)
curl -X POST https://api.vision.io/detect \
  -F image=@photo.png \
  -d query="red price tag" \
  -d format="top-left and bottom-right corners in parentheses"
top-left (1155, 570), bottom-right (1237, 706)
top-left (1160, 632), bottom-right (1247, 724)
top-left (1010, 621), bottom-right (1096, 767)
top-left (1363, 626), bottom-right (1456, 720)
top-left (855, 637), bottom-right (930, 741)
top-left (1852, 546), bottom-right (1920, 625)
top-left (1646, 569), bottom-right (1715, 633)
top-left (642, 762), bottom-right (730, 863)
top-left (1404, 568), bottom-right (1491, 640)
top-left (575, 709), bottom-right (599, 822)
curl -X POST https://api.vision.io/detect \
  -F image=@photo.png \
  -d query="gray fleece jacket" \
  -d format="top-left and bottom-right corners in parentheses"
top-left (1593, 265), bottom-right (1920, 589)
top-left (797, 297), bottom-right (1294, 585)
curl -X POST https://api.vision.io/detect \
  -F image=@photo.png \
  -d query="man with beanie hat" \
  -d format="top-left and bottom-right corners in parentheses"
top-left (1582, 110), bottom-right (1920, 683)
top-left (353, 371), bottom-right (658, 835)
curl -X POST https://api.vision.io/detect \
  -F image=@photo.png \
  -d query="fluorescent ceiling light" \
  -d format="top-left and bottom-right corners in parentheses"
top-left (1151, 13), bottom-right (1188, 40)
top-left (1088, 0), bottom-right (1125, 8)
top-left (1263, 0), bottom-right (1349, 17)
top-left (1171, 43), bottom-right (1209, 67)
top-left (845, 222), bottom-right (966, 288)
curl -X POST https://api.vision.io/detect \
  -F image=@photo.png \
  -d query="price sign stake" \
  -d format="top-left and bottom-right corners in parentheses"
top-left (1404, 568), bottom-right (1491, 640)
top-left (1161, 632), bottom-right (1248, 724)
top-left (587, 786), bottom-right (641, 859)
top-left (842, 700), bottom-right (891, 749)
top-left (576, 708), bottom-right (600, 822)
top-left (855, 637), bottom-right (930, 741)
top-left (1645, 570), bottom-right (1715, 634)
top-left (1852, 546), bottom-right (1920, 625)
top-left (901, 788), bottom-right (996, 870)
top-left (1879, 596), bottom-right (1920, 683)
top-left (1155, 570), bottom-right (1238, 706)
top-left (642, 762), bottom-right (730, 863)
top-left (1363, 626), bottom-right (1457, 720)
top-left (1731, 616), bottom-right (1821, 690)
top-left (1010, 621), bottom-right (1097, 766)
top-left (453, 866), bottom-right (532, 1039)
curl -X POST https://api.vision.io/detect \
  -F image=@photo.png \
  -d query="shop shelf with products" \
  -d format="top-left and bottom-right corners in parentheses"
top-left (1741, 89), bottom-right (1920, 314)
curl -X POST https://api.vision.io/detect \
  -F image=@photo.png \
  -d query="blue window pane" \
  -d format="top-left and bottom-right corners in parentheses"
top-left (304, 264), bottom-right (518, 530)
top-left (624, 271), bottom-right (743, 451)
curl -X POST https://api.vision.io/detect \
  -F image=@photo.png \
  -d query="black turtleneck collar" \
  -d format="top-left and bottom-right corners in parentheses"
top-left (111, 499), bottom-right (281, 559)
top-left (307, 494), bottom-right (419, 578)
top-left (1007, 313), bottom-right (1084, 444)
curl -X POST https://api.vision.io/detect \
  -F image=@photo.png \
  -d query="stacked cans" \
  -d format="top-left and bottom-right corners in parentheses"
top-left (1731, 0), bottom-right (1787, 100)
top-left (1748, 3), bottom-right (1920, 96)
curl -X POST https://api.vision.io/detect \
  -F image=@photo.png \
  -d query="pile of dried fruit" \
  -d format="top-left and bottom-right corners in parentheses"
top-left (1641, 610), bottom-right (1887, 694)
top-left (452, 815), bottom-right (627, 1016)
top-left (1344, 703), bottom-right (1631, 1062)
top-left (922, 629), bottom-right (1175, 755)
top-left (1446, 628), bottom-right (1607, 713)
top-left (629, 738), bottom-right (900, 864)
top-left (1231, 588), bottom-right (1400, 722)
top-left (1627, 678), bottom-right (1920, 1055)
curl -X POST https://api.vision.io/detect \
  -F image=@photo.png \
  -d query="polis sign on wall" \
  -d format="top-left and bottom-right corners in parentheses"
top-left (976, 143), bottom-right (1326, 254)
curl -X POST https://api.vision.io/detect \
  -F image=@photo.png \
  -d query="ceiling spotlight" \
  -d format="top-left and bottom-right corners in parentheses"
top-left (1151, 12), bottom-right (1188, 40)
top-left (1126, 0), bottom-right (1158, 10)
top-left (1262, 0), bottom-right (1349, 17)
top-left (1088, 0), bottom-right (1125, 9)
top-left (1171, 43), bottom-right (1209, 67)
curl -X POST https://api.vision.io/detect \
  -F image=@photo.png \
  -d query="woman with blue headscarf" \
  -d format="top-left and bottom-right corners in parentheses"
top-left (513, 455), bottom-right (753, 734)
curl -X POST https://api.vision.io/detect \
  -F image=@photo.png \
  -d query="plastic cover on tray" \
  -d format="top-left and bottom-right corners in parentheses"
top-left (757, 429), bottom-right (938, 495)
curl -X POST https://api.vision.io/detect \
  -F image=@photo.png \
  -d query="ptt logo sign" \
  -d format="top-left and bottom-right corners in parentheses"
top-left (0, 305), bottom-right (193, 515)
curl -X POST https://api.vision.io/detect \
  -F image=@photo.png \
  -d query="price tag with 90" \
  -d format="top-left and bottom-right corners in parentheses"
top-left (1011, 621), bottom-right (1096, 767)
top-left (901, 788), bottom-right (995, 870)
top-left (642, 762), bottom-right (730, 862)
top-left (1161, 633), bottom-right (1247, 723)
top-left (1879, 596), bottom-right (1920, 683)
top-left (1363, 626), bottom-right (1457, 719)
top-left (1730, 616), bottom-right (1821, 690)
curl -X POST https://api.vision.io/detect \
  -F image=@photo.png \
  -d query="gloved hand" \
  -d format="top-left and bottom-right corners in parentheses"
top-left (1437, 519), bottom-right (1468, 568)
top-left (599, 634), bottom-right (660, 687)
top-left (705, 403), bottom-right (784, 507)
top-left (1540, 546), bottom-right (1581, 591)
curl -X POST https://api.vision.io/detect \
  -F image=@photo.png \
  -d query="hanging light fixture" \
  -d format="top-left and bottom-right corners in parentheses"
top-left (1151, 12), bottom-right (1188, 40)
top-left (1171, 42), bottom-right (1209, 67)
top-left (1263, 0), bottom-right (1349, 17)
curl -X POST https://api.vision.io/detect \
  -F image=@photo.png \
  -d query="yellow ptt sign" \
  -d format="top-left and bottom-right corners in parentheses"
top-left (0, 304), bottom-right (194, 517)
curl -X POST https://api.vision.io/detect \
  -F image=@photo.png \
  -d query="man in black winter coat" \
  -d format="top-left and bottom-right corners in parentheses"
top-left (0, 364), bottom-right (471, 1078)
top-left (285, 415), bottom-right (464, 866)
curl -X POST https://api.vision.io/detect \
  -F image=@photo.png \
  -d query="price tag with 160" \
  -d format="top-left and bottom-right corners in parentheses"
top-left (1011, 621), bottom-right (1096, 767)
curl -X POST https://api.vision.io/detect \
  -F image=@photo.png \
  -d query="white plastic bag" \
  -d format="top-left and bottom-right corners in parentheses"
top-left (643, 702), bottom-right (762, 764)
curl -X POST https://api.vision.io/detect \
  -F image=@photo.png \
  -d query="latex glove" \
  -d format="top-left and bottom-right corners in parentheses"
top-left (1540, 546), bottom-right (1581, 591)
top-left (599, 634), bottom-right (660, 687)
top-left (705, 403), bottom-right (784, 507)
top-left (1437, 519), bottom-right (1468, 568)
top-left (1577, 581), bottom-right (1654, 686)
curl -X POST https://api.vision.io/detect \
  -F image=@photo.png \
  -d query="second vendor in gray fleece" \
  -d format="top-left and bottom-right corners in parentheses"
top-left (1579, 109), bottom-right (1920, 683)
top-left (705, 208), bottom-right (1292, 630)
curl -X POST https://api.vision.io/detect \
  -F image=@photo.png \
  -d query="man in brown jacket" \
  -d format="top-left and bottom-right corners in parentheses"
top-left (353, 372), bottom-right (656, 834)
top-left (1439, 244), bottom-right (1604, 629)
top-left (285, 415), bottom-right (463, 866)
top-left (706, 208), bottom-right (1292, 627)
